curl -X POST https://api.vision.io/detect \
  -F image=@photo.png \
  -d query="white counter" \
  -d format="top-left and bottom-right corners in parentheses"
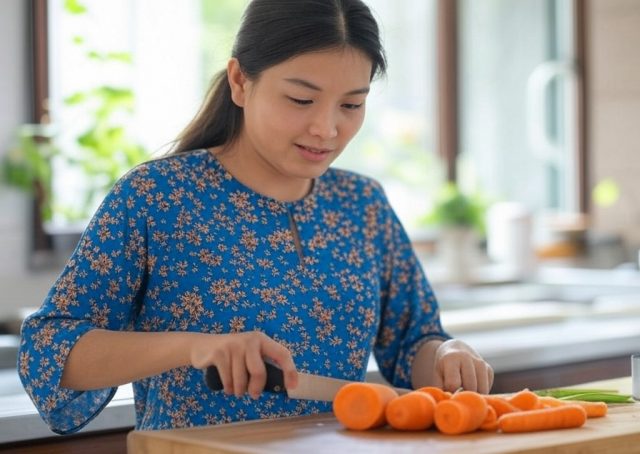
top-left (2, 309), bottom-right (640, 444)
top-left (0, 379), bottom-right (135, 444)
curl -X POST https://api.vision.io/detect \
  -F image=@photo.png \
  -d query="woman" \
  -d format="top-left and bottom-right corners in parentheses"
top-left (19, 0), bottom-right (493, 434)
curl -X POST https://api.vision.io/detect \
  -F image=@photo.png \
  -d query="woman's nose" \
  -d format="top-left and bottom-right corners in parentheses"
top-left (309, 108), bottom-right (338, 139)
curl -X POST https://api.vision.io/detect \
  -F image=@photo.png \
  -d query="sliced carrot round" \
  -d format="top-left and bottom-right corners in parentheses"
top-left (416, 386), bottom-right (452, 402)
top-left (385, 391), bottom-right (436, 431)
top-left (508, 389), bottom-right (541, 411)
top-left (333, 382), bottom-right (398, 431)
top-left (434, 390), bottom-right (488, 435)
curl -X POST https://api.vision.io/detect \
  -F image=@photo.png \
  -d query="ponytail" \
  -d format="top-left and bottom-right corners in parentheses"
top-left (171, 70), bottom-right (244, 154)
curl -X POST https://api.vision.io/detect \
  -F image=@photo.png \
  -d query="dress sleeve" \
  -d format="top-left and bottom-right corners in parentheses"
top-left (17, 168), bottom-right (148, 434)
top-left (371, 187), bottom-right (451, 389)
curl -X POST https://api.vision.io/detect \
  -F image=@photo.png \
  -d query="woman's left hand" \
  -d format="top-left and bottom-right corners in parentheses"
top-left (412, 338), bottom-right (494, 394)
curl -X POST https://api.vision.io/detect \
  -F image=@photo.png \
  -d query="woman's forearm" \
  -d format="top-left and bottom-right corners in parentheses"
top-left (60, 329), bottom-right (203, 390)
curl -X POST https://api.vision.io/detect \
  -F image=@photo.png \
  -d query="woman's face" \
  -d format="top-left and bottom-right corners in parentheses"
top-left (226, 47), bottom-right (373, 198)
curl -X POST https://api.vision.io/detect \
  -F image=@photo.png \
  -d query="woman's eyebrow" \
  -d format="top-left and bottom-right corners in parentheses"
top-left (283, 77), bottom-right (370, 95)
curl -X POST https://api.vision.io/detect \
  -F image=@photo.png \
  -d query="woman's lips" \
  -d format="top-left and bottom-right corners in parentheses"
top-left (296, 144), bottom-right (333, 162)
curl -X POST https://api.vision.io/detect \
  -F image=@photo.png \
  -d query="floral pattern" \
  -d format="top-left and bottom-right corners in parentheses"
top-left (18, 149), bottom-right (449, 434)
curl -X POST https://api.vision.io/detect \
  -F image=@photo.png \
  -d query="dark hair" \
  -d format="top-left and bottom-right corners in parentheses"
top-left (171, 0), bottom-right (386, 154)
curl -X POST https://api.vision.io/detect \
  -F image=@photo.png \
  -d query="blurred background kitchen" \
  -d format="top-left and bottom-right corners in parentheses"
top-left (1, 0), bottom-right (640, 446)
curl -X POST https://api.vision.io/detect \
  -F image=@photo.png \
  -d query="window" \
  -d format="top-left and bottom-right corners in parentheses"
top-left (46, 0), bottom-right (248, 228)
top-left (40, 0), bottom-right (584, 242)
top-left (457, 0), bottom-right (581, 225)
top-left (334, 0), bottom-right (441, 233)
top-left (44, 0), bottom-right (440, 234)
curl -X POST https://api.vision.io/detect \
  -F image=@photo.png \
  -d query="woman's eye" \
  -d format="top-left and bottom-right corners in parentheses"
top-left (342, 103), bottom-right (364, 110)
top-left (288, 97), bottom-right (312, 105)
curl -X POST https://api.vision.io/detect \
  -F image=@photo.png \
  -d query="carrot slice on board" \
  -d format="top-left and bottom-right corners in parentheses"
top-left (484, 395), bottom-right (521, 417)
top-left (416, 386), bottom-right (452, 402)
top-left (385, 391), bottom-right (436, 431)
top-left (508, 389), bottom-right (542, 411)
top-left (498, 404), bottom-right (587, 433)
top-left (434, 391), bottom-right (488, 435)
top-left (479, 405), bottom-right (498, 431)
top-left (333, 382), bottom-right (399, 430)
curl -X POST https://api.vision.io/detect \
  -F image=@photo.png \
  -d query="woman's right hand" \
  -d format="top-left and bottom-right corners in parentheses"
top-left (190, 331), bottom-right (298, 399)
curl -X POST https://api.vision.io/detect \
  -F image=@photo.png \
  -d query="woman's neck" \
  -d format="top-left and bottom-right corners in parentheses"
top-left (209, 145), bottom-right (313, 202)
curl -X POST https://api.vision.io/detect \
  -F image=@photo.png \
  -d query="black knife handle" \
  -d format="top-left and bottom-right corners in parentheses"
top-left (204, 361), bottom-right (286, 393)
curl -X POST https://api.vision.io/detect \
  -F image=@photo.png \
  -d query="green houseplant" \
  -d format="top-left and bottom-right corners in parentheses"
top-left (421, 182), bottom-right (487, 283)
top-left (1, 124), bottom-right (59, 223)
top-left (52, 0), bottom-right (150, 223)
top-left (422, 182), bottom-right (486, 236)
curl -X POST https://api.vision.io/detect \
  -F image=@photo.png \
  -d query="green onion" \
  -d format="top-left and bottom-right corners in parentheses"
top-left (534, 388), bottom-right (634, 404)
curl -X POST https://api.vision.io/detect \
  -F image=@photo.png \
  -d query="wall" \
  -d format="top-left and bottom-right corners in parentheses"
top-left (588, 0), bottom-right (640, 253)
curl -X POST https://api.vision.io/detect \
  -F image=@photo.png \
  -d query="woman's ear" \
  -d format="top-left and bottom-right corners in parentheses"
top-left (227, 58), bottom-right (248, 107)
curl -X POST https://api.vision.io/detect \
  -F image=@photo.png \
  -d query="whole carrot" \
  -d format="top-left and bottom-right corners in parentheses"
top-left (416, 386), bottom-right (452, 402)
top-left (385, 391), bottom-right (436, 431)
top-left (333, 382), bottom-right (399, 430)
top-left (434, 390), bottom-right (488, 435)
top-left (539, 396), bottom-right (608, 418)
top-left (508, 389), bottom-right (541, 411)
top-left (498, 404), bottom-right (587, 433)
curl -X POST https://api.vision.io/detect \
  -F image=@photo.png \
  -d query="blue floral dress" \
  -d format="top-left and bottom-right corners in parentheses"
top-left (18, 149), bottom-right (449, 434)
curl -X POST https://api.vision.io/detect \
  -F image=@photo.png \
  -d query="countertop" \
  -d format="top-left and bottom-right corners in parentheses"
top-left (126, 377), bottom-right (640, 454)
top-left (0, 377), bottom-right (136, 444)
top-left (2, 266), bottom-right (640, 444)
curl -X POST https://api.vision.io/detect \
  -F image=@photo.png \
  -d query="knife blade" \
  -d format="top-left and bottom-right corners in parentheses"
top-left (204, 361), bottom-right (411, 401)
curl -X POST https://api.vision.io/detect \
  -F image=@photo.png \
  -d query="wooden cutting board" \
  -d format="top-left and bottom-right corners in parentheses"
top-left (127, 378), bottom-right (640, 454)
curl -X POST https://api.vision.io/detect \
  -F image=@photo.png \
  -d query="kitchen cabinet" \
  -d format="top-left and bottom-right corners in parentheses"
top-left (0, 430), bottom-right (130, 454)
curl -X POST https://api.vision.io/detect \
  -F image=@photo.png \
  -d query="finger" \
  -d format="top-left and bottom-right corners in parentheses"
top-left (486, 365), bottom-right (495, 393)
top-left (231, 354), bottom-right (249, 398)
top-left (431, 369), bottom-right (444, 389)
top-left (245, 348), bottom-right (267, 399)
top-left (440, 357), bottom-right (463, 392)
top-left (430, 357), bottom-right (445, 389)
top-left (459, 357), bottom-right (479, 392)
top-left (216, 354), bottom-right (233, 395)
top-left (474, 360), bottom-right (490, 394)
top-left (260, 337), bottom-right (298, 390)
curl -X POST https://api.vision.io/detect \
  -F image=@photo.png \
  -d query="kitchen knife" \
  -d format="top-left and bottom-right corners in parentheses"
top-left (204, 361), bottom-right (411, 401)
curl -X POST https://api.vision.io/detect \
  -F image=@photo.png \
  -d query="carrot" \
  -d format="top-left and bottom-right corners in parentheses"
top-left (538, 396), bottom-right (608, 418)
top-left (385, 391), bottom-right (436, 431)
top-left (479, 405), bottom-right (498, 431)
top-left (484, 395), bottom-right (521, 417)
top-left (434, 390), bottom-right (489, 435)
top-left (538, 396), bottom-right (566, 408)
top-left (508, 389), bottom-right (541, 411)
top-left (498, 404), bottom-right (587, 433)
top-left (416, 386), bottom-right (452, 402)
top-left (333, 382), bottom-right (399, 430)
